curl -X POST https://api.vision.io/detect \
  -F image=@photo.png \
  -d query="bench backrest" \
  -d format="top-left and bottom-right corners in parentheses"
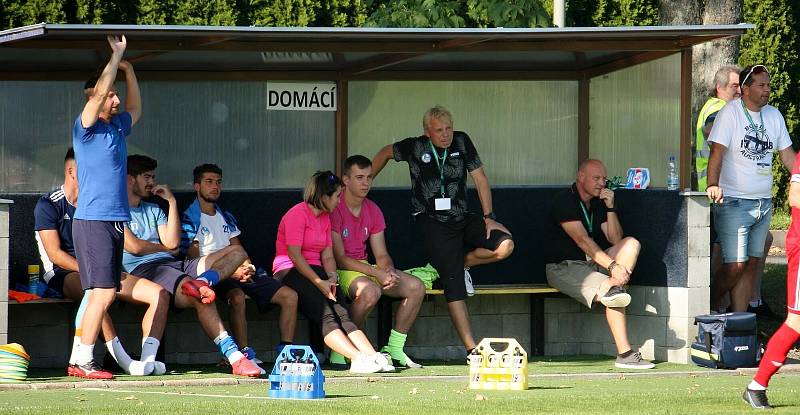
top-left (2, 187), bottom-right (687, 289)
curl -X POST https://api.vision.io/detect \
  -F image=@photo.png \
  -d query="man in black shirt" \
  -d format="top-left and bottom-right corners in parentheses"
top-left (545, 159), bottom-right (653, 369)
top-left (372, 105), bottom-right (514, 357)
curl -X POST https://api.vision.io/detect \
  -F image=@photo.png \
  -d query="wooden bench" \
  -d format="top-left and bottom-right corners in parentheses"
top-left (376, 283), bottom-right (561, 357)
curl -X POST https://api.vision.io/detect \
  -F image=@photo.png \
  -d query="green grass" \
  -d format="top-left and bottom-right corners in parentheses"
top-left (771, 209), bottom-right (791, 230)
top-left (3, 373), bottom-right (800, 414)
top-left (21, 356), bottom-right (714, 384)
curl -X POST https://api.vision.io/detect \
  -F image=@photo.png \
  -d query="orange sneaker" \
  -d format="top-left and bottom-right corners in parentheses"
top-left (181, 279), bottom-right (216, 304)
top-left (72, 360), bottom-right (113, 379)
top-left (231, 357), bottom-right (262, 377)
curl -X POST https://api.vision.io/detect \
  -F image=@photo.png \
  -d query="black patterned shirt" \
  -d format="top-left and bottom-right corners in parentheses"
top-left (392, 131), bottom-right (482, 222)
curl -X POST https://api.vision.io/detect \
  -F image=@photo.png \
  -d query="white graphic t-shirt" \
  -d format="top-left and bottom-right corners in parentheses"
top-left (708, 98), bottom-right (792, 199)
top-left (195, 212), bottom-right (241, 257)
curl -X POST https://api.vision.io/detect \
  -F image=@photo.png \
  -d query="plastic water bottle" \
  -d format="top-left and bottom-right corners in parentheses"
top-left (667, 155), bottom-right (679, 190)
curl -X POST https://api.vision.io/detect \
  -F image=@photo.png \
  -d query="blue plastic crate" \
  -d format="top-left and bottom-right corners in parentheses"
top-left (268, 345), bottom-right (325, 399)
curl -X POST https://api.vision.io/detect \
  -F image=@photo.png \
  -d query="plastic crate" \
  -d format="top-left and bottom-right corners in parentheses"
top-left (468, 338), bottom-right (528, 391)
top-left (268, 345), bottom-right (325, 399)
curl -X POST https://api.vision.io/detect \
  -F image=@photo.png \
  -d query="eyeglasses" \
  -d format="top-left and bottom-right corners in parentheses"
top-left (741, 65), bottom-right (768, 87)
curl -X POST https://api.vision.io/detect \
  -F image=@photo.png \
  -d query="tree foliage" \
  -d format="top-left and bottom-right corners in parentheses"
top-left (566, 0), bottom-right (658, 27)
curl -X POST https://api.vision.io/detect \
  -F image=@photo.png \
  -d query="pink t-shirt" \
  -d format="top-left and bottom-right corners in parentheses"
top-left (272, 202), bottom-right (332, 274)
top-left (330, 195), bottom-right (386, 261)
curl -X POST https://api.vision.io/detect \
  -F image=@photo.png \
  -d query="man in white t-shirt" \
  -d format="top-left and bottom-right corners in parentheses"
top-left (707, 64), bottom-right (796, 312)
top-left (181, 164), bottom-right (298, 370)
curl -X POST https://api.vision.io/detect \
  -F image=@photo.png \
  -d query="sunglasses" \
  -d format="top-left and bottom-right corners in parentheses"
top-left (741, 64), bottom-right (768, 87)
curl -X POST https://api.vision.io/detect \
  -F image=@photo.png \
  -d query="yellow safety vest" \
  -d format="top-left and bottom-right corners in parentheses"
top-left (695, 97), bottom-right (726, 191)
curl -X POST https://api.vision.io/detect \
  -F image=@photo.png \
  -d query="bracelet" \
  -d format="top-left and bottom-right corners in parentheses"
top-left (607, 207), bottom-right (616, 212)
top-left (607, 260), bottom-right (618, 273)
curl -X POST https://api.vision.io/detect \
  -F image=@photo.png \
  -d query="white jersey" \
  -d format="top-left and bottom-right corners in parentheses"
top-left (708, 98), bottom-right (792, 199)
top-left (195, 211), bottom-right (241, 257)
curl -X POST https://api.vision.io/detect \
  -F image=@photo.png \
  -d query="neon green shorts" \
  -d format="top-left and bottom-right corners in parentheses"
top-left (337, 260), bottom-right (380, 299)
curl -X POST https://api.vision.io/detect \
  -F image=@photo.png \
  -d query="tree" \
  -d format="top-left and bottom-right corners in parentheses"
top-left (173, 0), bottom-right (238, 25)
top-left (2, 0), bottom-right (66, 28)
top-left (364, 0), bottom-right (466, 28)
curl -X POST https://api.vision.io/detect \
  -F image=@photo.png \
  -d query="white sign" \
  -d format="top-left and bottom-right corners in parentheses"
top-left (266, 82), bottom-right (337, 111)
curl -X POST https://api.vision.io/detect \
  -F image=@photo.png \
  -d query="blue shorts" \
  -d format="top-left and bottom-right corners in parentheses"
top-left (712, 197), bottom-right (771, 263)
top-left (72, 219), bottom-right (124, 290)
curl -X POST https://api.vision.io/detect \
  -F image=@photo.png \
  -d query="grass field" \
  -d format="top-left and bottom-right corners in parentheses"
top-left (0, 263), bottom-right (792, 414)
top-left (3, 371), bottom-right (800, 414)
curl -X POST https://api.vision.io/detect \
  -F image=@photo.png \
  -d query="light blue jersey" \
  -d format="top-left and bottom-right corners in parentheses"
top-left (72, 112), bottom-right (132, 221)
top-left (123, 201), bottom-right (173, 272)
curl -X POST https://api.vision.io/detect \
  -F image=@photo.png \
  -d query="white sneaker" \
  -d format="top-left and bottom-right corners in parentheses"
top-left (464, 268), bottom-right (475, 296)
top-left (374, 352), bottom-right (396, 372)
top-left (349, 352), bottom-right (382, 374)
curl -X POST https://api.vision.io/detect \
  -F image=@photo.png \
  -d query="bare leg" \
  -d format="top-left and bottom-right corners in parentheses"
top-left (346, 330), bottom-right (377, 354)
top-left (605, 306), bottom-right (632, 354)
top-left (464, 239), bottom-right (515, 268)
top-left (382, 272), bottom-right (425, 333)
top-left (750, 233), bottom-right (773, 304)
top-left (79, 287), bottom-right (116, 347)
top-left (174, 277), bottom-right (226, 339)
top-left (226, 288), bottom-right (248, 347)
top-left (197, 245), bottom-right (248, 279)
top-left (447, 300), bottom-right (476, 350)
top-left (324, 330), bottom-right (361, 360)
top-left (347, 277), bottom-right (382, 328)
top-left (711, 262), bottom-right (747, 312)
top-left (115, 273), bottom-right (170, 340)
top-left (730, 258), bottom-right (761, 312)
top-left (270, 286), bottom-right (297, 343)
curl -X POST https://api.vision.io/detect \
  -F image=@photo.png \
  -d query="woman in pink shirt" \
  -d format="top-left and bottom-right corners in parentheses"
top-left (273, 171), bottom-right (392, 374)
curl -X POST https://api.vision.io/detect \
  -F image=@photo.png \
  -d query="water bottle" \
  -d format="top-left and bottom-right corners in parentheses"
top-left (27, 265), bottom-right (39, 294)
top-left (666, 155), bottom-right (679, 190)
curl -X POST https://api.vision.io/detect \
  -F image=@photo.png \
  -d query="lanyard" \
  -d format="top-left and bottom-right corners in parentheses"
top-left (428, 140), bottom-right (448, 197)
top-left (741, 99), bottom-right (764, 139)
top-left (579, 201), bottom-right (593, 231)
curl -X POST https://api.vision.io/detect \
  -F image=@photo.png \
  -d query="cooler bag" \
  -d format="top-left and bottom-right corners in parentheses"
top-left (691, 312), bottom-right (761, 369)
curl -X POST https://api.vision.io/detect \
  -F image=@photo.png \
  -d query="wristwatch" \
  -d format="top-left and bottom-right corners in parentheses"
top-left (483, 212), bottom-right (496, 220)
top-left (607, 260), bottom-right (618, 273)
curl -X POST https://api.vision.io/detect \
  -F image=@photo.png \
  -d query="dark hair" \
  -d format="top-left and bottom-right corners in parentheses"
top-left (65, 147), bottom-right (75, 163)
top-left (127, 154), bottom-right (158, 176)
top-left (343, 155), bottom-right (372, 176)
top-left (739, 64), bottom-right (768, 88)
top-left (84, 73), bottom-right (100, 90)
top-left (193, 164), bottom-right (223, 184)
top-left (303, 171), bottom-right (342, 211)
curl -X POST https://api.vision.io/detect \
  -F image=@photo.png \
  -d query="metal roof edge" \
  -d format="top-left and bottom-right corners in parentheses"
top-left (0, 23), bottom-right (47, 44)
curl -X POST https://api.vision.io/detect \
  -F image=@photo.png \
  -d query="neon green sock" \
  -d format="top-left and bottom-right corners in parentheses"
top-left (329, 350), bottom-right (348, 365)
top-left (384, 329), bottom-right (408, 364)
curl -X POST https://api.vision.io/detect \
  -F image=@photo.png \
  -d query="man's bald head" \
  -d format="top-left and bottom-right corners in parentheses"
top-left (577, 159), bottom-right (607, 198)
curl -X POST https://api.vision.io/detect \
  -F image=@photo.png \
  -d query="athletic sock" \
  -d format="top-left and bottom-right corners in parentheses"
top-left (385, 329), bottom-right (409, 364)
top-left (106, 337), bottom-right (153, 376)
top-left (106, 337), bottom-right (133, 369)
top-left (197, 269), bottom-right (220, 286)
top-left (75, 343), bottom-right (95, 366)
top-left (617, 349), bottom-right (634, 358)
top-left (214, 331), bottom-right (244, 363)
top-left (754, 323), bottom-right (800, 388)
top-left (748, 380), bottom-right (767, 391)
top-left (141, 337), bottom-right (160, 363)
top-left (69, 336), bottom-right (80, 365)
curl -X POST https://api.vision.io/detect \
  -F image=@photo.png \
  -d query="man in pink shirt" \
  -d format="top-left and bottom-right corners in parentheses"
top-left (330, 155), bottom-right (426, 368)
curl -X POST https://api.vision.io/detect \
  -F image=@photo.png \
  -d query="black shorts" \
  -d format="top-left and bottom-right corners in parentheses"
top-left (131, 259), bottom-right (186, 295)
top-left (72, 219), bottom-right (124, 290)
top-left (214, 275), bottom-right (284, 313)
top-left (417, 213), bottom-right (512, 302)
top-left (45, 268), bottom-right (73, 295)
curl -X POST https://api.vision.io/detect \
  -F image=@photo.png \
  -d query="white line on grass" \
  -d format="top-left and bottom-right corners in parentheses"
top-left (82, 387), bottom-right (272, 400)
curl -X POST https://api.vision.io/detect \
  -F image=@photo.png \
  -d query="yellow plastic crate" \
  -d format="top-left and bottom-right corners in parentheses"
top-left (468, 338), bottom-right (528, 391)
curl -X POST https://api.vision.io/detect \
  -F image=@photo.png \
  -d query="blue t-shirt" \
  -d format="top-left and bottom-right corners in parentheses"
top-left (33, 186), bottom-right (76, 275)
top-left (123, 201), bottom-right (174, 273)
top-left (72, 112), bottom-right (132, 221)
